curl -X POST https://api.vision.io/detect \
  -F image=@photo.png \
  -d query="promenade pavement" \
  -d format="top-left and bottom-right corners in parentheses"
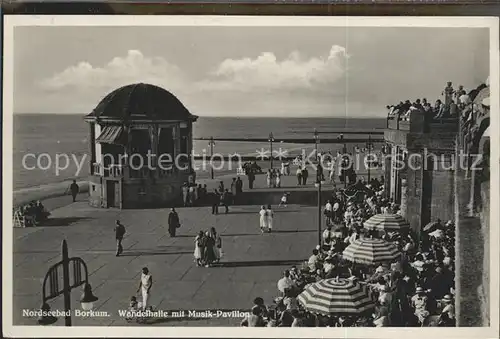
top-left (13, 172), bottom-right (332, 327)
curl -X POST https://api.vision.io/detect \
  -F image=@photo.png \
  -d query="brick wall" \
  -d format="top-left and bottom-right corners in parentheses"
top-left (429, 169), bottom-right (455, 222)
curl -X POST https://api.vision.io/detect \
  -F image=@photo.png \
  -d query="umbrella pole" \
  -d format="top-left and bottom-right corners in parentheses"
top-left (318, 179), bottom-right (322, 248)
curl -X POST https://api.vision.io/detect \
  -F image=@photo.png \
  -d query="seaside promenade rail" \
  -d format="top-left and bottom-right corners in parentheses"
top-left (194, 137), bottom-right (384, 143)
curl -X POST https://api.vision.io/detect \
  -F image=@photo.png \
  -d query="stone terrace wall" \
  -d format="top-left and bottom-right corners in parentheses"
top-left (479, 181), bottom-right (490, 325)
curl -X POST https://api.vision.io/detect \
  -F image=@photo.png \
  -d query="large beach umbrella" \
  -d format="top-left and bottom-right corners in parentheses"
top-left (363, 213), bottom-right (409, 232)
top-left (297, 278), bottom-right (374, 315)
top-left (342, 237), bottom-right (400, 265)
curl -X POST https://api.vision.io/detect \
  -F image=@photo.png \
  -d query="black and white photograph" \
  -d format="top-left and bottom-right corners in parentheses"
top-left (3, 15), bottom-right (499, 337)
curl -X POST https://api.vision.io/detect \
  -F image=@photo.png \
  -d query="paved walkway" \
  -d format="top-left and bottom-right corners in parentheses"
top-left (13, 172), bottom-right (330, 326)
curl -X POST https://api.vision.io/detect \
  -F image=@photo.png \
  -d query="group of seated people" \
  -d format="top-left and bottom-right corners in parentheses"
top-left (387, 81), bottom-right (470, 121)
top-left (242, 181), bottom-right (455, 327)
top-left (14, 200), bottom-right (50, 227)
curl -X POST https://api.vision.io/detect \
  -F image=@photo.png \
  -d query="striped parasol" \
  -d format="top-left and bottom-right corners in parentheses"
top-left (297, 278), bottom-right (374, 315)
top-left (363, 213), bottom-right (409, 231)
top-left (343, 237), bottom-right (400, 265)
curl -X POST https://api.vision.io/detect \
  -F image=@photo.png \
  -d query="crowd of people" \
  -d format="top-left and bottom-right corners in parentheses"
top-left (242, 180), bottom-right (456, 327)
top-left (386, 81), bottom-right (471, 121)
top-left (193, 227), bottom-right (223, 267)
top-left (14, 200), bottom-right (50, 227)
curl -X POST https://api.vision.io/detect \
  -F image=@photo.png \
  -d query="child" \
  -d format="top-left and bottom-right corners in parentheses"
top-left (279, 193), bottom-right (289, 207)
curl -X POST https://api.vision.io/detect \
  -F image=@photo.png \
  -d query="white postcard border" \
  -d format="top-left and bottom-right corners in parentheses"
top-left (2, 15), bottom-right (499, 338)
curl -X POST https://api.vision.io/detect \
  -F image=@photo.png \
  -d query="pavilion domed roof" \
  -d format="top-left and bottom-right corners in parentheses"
top-left (87, 83), bottom-right (197, 121)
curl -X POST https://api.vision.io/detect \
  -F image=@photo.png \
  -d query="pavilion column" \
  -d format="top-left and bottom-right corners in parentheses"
top-left (89, 123), bottom-right (96, 175)
top-left (400, 178), bottom-right (408, 218)
top-left (123, 125), bottom-right (131, 179)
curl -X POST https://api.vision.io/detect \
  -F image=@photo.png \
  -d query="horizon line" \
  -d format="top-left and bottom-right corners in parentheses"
top-left (13, 112), bottom-right (387, 119)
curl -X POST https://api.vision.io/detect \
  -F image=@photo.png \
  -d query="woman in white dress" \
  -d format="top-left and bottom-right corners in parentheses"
top-left (136, 267), bottom-right (152, 310)
top-left (259, 206), bottom-right (268, 234)
top-left (266, 170), bottom-right (272, 188)
top-left (194, 231), bottom-right (203, 266)
top-left (266, 204), bottom-right (274, 233)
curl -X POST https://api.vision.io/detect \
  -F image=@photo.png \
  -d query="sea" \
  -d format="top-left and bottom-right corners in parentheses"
top-left (13, 115), bottom-right (386, 191)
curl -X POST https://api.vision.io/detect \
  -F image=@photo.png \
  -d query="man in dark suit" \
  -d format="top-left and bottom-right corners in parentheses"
top-left (114, 220), bottom-right (126, 257)
top-left (168, 208), bottom-right (180, 237)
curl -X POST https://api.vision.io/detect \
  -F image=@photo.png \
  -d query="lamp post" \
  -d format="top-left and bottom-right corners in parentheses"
top-left (37, 240), bottom-right (98, 326)
top-left (269, 132), bottom-right (275, 170)
top-left (314, 129), bottom-right (322, 248)
top-left (208, 137), bottom-right (215, 179)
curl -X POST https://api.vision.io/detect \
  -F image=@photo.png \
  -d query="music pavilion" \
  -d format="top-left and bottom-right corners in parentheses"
top-left (84, 83), bottom-right (198, 209)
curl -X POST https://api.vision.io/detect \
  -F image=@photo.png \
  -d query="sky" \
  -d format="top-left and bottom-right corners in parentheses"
top-left (13, 26), bottom-right (490, 117)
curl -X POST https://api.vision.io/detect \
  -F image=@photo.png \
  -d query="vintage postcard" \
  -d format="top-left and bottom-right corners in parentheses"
top-left (2, 15), bottom-right (499, 338)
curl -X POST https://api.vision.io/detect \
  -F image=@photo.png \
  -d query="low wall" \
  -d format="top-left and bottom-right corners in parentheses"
top-left (479, 181), bottom-right (490, 326)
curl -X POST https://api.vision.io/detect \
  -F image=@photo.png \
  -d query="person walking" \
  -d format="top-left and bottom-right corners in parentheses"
top-left (248, 170), bottom-right (255, 189)
top-left (218, 181), bottom-right (225, 194)
top-left (210, 227), bottom-right (223, 263)
top-left (114, 220), bottom-right (126, 257)
top-left (259, 206), bottom-right (268, 234)
top-left (302, 167), bottom-right (309, 185)
top-left (203, 231), bottom-right (217, 267)
top-left (194, 231), bottom-right (204, 266)
top-left (231, 178), bottom-right (238, 204)
top-left (211, 189), bottom-right (220, 215)
top-left (69, 180), bottom-right (79, 202)
top-left (266, 170), bottom-right (272, 188)
top-left (168, 208), bottom-right (180, 237)
top-left (266, 204), bottom-right (274, 233)
top-left (236, 176), bottom-right (243, 194)
top-left (136, 267), bottom-right (152, 310)
top-left (182, 183), bottom-right (189, 207)
top-left (276, 171), bottom-right (282, 188)
top-left (296, 167), bottom-right (302, 186)
top-left (222, 189), bottom-right (230, 214)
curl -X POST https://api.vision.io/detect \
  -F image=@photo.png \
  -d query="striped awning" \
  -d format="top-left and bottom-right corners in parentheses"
top-left (297, 278), bottom-right (374, 315)
top-left (363, 213), bottom-right (409, 232)
top-left (96, 126), bottom-right (126, 145)
top-left (343, 237), bottom-right (400, 265)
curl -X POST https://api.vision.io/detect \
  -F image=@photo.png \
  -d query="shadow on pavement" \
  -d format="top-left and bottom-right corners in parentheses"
top-left (120, 250), bottom-right (193, 257)
top-left (38, 217), bottom-right (92, 227)
top-left (215, 259), bottom-right (305, 268)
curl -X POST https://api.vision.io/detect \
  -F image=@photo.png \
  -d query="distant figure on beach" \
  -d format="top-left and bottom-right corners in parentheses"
top-left (168, 208), bottom-right (180, 237)
top-left (69, 180), bottom-right (79, 202)
top-left (137, 267), bottom-right (152, 310)
top-left (259, 205), bottom-right (268, 234)
top-left (114, 220), bottom-right (126, 257)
